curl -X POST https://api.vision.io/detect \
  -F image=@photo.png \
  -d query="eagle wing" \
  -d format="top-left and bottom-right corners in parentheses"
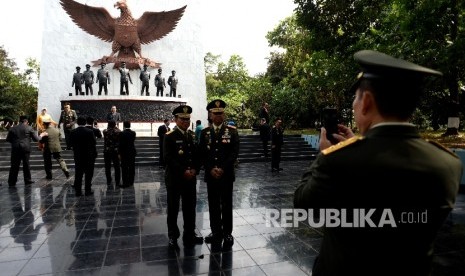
top-left (60, 0), bottom-right (115, 42)
top-left (137, 5), bottom-right (187, 45)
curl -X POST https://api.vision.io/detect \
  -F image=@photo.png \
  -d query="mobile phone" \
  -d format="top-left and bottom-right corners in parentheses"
top-left (322, 108), bottom-right (339, 143)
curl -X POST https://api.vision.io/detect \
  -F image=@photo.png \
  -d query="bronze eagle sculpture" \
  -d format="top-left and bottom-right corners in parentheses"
top-left (60, 0), bottom-right (186, 69)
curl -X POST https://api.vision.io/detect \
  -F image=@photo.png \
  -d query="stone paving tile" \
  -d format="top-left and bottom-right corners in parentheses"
top-left (0, 161), bottom-right (462, 275)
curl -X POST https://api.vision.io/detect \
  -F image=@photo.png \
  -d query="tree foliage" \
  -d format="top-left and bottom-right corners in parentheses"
top-left (0, 46), bottom-right (39, 123)
top-left (263, 0), bottom-right (465, 130)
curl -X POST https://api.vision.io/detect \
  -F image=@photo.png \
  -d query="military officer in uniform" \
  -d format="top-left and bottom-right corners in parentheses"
top-left (40, 119), bottom-right (70, 180)
top-left (199, 99), bottom-right (240, 247)
top-left (164, 105), bottom-right (203, 247)
top-left (271, 117), bottom-right (284, 171)
top-left (294, 50), bottom-right (462, 276)
top-left (58, 103), bottom-right (78, 150)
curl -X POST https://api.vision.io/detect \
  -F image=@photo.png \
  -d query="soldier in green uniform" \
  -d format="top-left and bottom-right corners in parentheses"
top-left (164, 105), bottom-right (203, 248)
top-left (58, 103), bottom-right (78, 150)
top-left (294, 50), bottom-right (462, 276)
top-left (199, 99), bottom-right (240, 247)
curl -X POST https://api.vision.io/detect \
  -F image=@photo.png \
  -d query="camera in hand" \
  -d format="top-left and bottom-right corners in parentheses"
top-left (322, 108), bottom-right (339, 144)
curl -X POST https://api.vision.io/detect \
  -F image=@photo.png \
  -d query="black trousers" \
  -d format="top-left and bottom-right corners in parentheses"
top-left (159, 141), bottom-right (165, 166)
top-left (121, 154), bottom-right (135, 186)
top-left (85, 83), bottom-right (93, 95)
top-left (74, 85), bottom-right (82, 95)
top-left (141, 83), bottom-right (149, 95)
top-left (207, 179), bottom-right (233, 236)
top-left (120, 81), bottom-right (129, 95)
top-left (104, 151), bottom-right (121, 185)
top-left (271, 145), bottom-right (282, 169)
top-left (170, 88), bottom-right (176, 97)
top-left (74, 158), bottom-right (94, 194)
top-left (8, 149), bottom-right (31, 185)
top-left (261, 140), bottom-right (269, 157)
top-left (166, 181), bottom-right (197, 239)
top-left (156, 86), bottom-right (164, 97)
top-left (43, 150), bottom-right (67, 177)
top-left (98, 82), bottom-right (108, 95)
top-left (64, 127), bottom-right (72, 149)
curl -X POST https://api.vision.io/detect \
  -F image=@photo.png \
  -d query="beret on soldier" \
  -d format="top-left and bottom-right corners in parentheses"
top-left (206, 99), bottom-right (226, 113)
top-left (349, 50), bottom-right (442, 94)
top-left (172, 105), bottom-right (192, 119)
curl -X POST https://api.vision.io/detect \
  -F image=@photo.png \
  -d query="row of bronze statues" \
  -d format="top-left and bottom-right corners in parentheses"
top-left (71, 63), bottom-right (179, 97)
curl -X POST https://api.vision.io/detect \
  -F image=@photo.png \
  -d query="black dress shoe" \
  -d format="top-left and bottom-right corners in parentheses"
top-left (25, 180), bottom-right (35, 184)
top-left (168, 238), bottom-right (179, 248)
top-left (85, 191), bottom-right (94, 196)
top-left (183, 235), bottom-right (203, 246)
top-left (204, 233), bottom-right (223, 244)
top-left (223, 234), bottom-right (234, 247)
top-left (64, 171), bottom-right (70, 179)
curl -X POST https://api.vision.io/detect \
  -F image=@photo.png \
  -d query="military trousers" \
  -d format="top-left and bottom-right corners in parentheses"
top-left (206, 179), bottom-right (233, 236)
top-left (43, 150), bottom-right (68, 177)
top-left (166, 181), bottom-right (197, 239)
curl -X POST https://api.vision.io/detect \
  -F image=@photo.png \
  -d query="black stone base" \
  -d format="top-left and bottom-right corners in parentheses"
top-left (61, 98), bottom-right (186, 122)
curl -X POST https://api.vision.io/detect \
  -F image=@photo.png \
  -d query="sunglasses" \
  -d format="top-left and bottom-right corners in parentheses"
top-left (180, 118), bottom-right (191, 122)
top-left (212, 112), bottom-right (224, 115)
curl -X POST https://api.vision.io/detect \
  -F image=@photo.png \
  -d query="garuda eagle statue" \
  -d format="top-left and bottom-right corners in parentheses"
top-left (60, 0), bottom-right (186, 69)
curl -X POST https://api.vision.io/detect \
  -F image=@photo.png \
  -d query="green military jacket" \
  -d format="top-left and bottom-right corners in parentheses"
top-left (41, 125), bottom-right (62, 153)
top-left (294, 125), bottom-right (462, 276)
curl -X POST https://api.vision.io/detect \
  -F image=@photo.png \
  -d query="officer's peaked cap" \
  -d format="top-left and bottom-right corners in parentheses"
top-left (207, 99), bottom-right (226, 112)
top-left (172, 105), bottom-right (192, 119)
top-left (349, 50), bottom-right (442, 94)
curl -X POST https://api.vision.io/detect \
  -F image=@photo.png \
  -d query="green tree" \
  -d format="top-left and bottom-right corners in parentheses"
top-left (0, 46), bottom-right (39, 123)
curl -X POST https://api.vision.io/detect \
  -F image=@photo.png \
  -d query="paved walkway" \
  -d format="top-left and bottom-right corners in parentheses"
top-left (0, 161), bottom-right (463, 276)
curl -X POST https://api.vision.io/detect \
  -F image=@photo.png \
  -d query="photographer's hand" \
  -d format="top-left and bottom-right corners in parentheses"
top-left (319, 125), bottom-right (355, 150)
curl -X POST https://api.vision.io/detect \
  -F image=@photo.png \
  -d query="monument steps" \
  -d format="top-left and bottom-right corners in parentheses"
top-left (0, 134), bottom-right (317, 171)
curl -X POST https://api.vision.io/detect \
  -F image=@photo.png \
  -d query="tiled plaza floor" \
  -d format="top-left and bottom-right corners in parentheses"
top-left (0, 161), bottom-right (463, 276)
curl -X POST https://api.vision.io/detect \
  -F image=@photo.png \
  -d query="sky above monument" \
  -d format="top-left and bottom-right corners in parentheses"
top-left (0, 0), bottom-right (295, 76)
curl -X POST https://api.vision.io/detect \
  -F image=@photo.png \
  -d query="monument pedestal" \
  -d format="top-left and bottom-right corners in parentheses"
top-left (60, 95), bottom-right (186, 123)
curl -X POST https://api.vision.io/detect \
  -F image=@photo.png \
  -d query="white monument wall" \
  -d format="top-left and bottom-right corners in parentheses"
top-left (38, 0), bottom-right (208, 130)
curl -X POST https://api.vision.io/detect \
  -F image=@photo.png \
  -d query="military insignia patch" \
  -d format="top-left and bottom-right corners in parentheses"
top-left (321, 136), bottom-right (362, 155)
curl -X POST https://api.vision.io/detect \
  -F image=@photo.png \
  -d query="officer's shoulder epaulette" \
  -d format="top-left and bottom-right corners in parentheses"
top-left (427, 140), bottom-right (459, 159)
top-left (165, 130), bottom-right (174, 135)
top-left (202, 126), bottom-right (211, 131)
top-left (226, 125), bottom-right (237, 129)
top-left (321, 136), bottom-right (363, 155)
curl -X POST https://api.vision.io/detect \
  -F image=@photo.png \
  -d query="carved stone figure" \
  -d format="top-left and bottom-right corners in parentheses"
top-left (139, 64), bottom-right (150, 96)
top-left (167, 70), bottom-right (178, 97)
top-left (155, 68), bottom-right (166, 97)
top-left (96, 63), bottom-right (111, 95)
top-left (82, 64), bottom-right (94, 96)
top-left (119, 62), bottom-right (132, 95)
top-left (72, 66), bottom-right (83, 96)
top-left (60, 0), bottom-right (186, 69)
